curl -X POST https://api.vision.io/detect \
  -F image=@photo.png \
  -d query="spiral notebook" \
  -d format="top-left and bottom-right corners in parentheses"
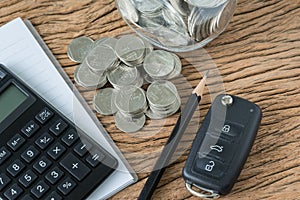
top-left (0, 18), bottom-right (137, 200)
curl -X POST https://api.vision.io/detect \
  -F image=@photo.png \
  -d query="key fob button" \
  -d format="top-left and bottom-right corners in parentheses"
top-left (199, 135), bottom-right (234, 163)
top-left (194, 158), bottom-right (225, 178)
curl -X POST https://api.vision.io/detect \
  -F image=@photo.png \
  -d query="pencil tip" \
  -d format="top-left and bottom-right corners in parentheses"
top-left (192, 71), bottom-right (209, 97)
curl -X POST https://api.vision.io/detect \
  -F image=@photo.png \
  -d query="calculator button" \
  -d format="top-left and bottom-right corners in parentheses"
top-left (35, 108), bottom-right (53, 124)
top-left (0, 146), bottom-right (11, 165)
top-left (49, 119), bottom-right (68, 136)
top-left (21, 120), bottom-right (40, 138)
top-left (4, 183), bottom-right (23, 200)
top-left (35, 132), bottom-right (54, 150)
top-left (0, 70), bottom-right (6, 80)
top-left (57, 177), bottom-right (76, 195)
top-left (21, 146), bottom-right (40, 163)
top-left (19, 170), bottom-right (38, 188)
top-left (45, 167), bottom-right (64, 184)
top-left (31, 180), bottom-right (49, 198)
top-left (194, 157), bottom-right (225, 178)
top-left (20, 195), bottom-right (34, 200)
top-left (74, 141), bottom-right (92, 157)
top-left (33, 156), bottom-right (52, 174)
top-left (45, 191), bottom-right (62, 200)
top-left (0, 173), bottom-right (11, 191)
top-left (86, 150), bottom-right (105, 168)
top-left (47, 143), bottom-right (66, 160)
top-left (61, 129), bottom-right (79, 146)
top-left (7, 134), bottom-right (25, 151)
top-left (60, 153), bottom-right (91, 181)
top-left (7, 159), bottom-right (25, 177)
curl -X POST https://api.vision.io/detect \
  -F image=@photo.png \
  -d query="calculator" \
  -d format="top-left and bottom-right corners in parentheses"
top-left (0, 64), bottom-right (118, 200)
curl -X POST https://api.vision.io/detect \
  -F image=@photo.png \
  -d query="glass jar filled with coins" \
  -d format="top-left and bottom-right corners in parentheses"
top-left (116, 0), bottom-right (237, 52)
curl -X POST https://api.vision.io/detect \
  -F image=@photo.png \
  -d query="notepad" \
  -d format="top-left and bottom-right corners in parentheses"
top-left (0, 18), bottom-right (137, 200)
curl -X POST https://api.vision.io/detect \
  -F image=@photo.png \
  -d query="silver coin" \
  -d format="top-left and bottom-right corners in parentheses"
top-left (185, 0), bottom-right (229, 8)
top-left (117, 0), bottom-right (139, 22)
top-left (134, 0), bottom-right (163, 15)
top-left (115, 35), bottom-right (145, 66)
top-left (166, 53), bottom-right (182, 79)
top-left (100, 37), bottom-right (118, 50)
top-left (86, 45), bottom-right (119, 73)
top-left (108, 63), bottom-right (140, 89)
top-left (93, 37), bottom-right (109, 47)
top-left (93, 88), bottom-right (118, 115)
top-left (147, 81), bottom-right (178, 108)
top-left (146, 98), bottom-right (180, 119)
top-left (74, 60), bottom-right (107, 89)
top-left (114, 86), bottom-right (147, 114)
top-left (169, 0), bottom-right (190, 16)
top-left (114, 111), bottom-right (145, 133)
top-left (143, 50), bottom-right (175, 79)
top-left (68, 36), bottom-right (94, 63)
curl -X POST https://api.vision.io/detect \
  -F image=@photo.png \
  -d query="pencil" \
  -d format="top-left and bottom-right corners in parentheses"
top-left (138, 71), bottom-right (209, 200)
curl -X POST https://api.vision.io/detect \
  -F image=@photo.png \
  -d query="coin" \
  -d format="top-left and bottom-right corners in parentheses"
top-left (115, 35), bottom-right (146, 66)
top-left (74, 59), bottom-right (107, 89)
top-left (185, 0), bottom-right (228, 8)
top-left (114, 86), bottom-right (147, 115)
top-left (93, 88), bottom-right (118, 115)
top-left (134, 0), bottom-right (163, 16)
top-left (117, 0), bottom-right (139, 22)
top-left (86, 45), bottom-right (119, 73)
top-left (68, 36), bottom-right (94, 63)
top-left (114, 112), bottom-right (146, 133)
top-left (108, 63), bottom-right (142, 89)
top-left (143, 50), bottom-right (175, 79)
top-left (93, 37), bottom-right (109, 47)
top-left (147, 81), bottom-right (178, 108)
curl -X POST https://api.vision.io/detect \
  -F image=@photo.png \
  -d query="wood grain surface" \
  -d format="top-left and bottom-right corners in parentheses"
top-left (0, 0), bottom-right (299, 199)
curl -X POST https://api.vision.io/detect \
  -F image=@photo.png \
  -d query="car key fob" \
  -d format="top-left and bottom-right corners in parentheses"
top-left (182, 94), bottom-right (262, 198)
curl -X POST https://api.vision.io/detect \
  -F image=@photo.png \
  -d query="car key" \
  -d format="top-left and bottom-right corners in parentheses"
top-left (182, 94), bottom-right (262, 198)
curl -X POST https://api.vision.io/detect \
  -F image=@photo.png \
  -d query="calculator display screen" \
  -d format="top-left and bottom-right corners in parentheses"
top-left (0, 84), bottom-right (28, 123)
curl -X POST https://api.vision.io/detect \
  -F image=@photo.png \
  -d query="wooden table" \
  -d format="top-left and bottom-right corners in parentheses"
top-left (1, 0), bottom-right (299, 199)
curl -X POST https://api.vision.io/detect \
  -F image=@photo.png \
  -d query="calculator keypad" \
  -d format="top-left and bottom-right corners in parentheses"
top-left (0, 106), bottom-right (116, 199)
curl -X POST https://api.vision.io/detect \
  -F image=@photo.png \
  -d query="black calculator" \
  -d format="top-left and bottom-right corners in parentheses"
top-left (0, 64), bottom-right (118, 200)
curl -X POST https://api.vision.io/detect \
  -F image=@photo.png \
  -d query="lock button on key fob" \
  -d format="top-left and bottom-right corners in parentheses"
top-left (183, 94), bottom-right (262, 198)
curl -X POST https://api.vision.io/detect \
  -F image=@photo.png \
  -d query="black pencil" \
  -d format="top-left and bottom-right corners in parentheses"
top-left (138, 71), bottom-right (209, 200)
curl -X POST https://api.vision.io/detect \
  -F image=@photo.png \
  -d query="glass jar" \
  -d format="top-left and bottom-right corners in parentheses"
top-left (116, 0), bottom-right (237, 52)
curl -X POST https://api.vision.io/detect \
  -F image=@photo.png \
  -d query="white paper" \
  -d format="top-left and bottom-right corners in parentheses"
top-left (0, 18), bottom-right (136, 199)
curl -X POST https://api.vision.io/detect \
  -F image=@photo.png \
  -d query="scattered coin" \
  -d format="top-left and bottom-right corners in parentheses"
top-left (86, 45), bottom-right (119, 74)
top-left (68, 36), bottom-right (94, 63)
top-left (115, 35), bottom-right (146, 66)
top-left (69, 34), bottom-right (183, 132)
top-left (74, 59), bottom-right (107, 89)
top-left (93, 88), bottom-right (118, 115)
top-left (108, 63), bottom-right (143, 89)
top-left (114, 112), bottom-right (146, 133)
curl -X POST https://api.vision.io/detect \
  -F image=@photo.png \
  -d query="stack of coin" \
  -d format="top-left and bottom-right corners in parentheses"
top-left (143, 50), bottom-right (182, 82)
top-left (117, 0), bottom-right (233, 45)
top-left (146, 81), bottom-right (181, 119)
top-left (114, 86), bottom-right (148, 132)
top-left (68, 34), bottom-right (182, 132)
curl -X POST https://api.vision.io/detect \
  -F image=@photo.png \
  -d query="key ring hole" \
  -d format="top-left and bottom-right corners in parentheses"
top-left (186, 183), bottom-right (220, 199)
